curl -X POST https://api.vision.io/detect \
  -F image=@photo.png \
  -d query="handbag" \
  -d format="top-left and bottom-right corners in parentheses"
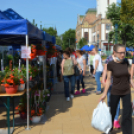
top-left (74, 65), bottom-right (80, 76)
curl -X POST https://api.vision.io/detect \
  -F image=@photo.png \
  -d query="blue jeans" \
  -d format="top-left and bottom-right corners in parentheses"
top-left (63, 75), bottom-right (75, 97)
top-left (95, 71), bottom-right (102, 92)
top-left (107, 86), bottom-right (120, 121)
top-left (76, 72), bottom-right (85, 91)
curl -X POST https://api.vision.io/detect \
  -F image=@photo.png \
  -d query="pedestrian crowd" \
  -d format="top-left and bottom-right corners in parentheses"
top-left (56, 44), bottom-right (134, 134)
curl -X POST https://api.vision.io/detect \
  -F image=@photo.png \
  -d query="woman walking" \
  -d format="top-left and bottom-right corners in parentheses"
top-left (61, 50), bottom-right (76, 101)
top-left (102, 53), bottom-right (121, 129)
top-left (100, 44), bottom-right (134, 134)
top-left (75, 50), bottom-right (86, 95)
top-left (90, 45), bottom-right (103, 95)
top-left (88, 51), bottom-right (95, 77)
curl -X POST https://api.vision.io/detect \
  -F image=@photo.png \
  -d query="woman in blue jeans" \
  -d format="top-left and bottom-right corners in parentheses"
top-left (102, 54), bottom-right (121, 129)
top-left (75, 50), bottom-right (86, 95)
top-left (61, 50), bottom-right (76, 101)
top-left (90, 45), bottom-right (103, 95)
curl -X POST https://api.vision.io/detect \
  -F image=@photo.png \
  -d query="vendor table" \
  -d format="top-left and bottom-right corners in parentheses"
top-left (0, 90), bottom-right (26, 134)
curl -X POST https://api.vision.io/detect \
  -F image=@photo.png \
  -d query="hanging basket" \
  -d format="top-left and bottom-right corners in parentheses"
top-left (5, 85), bottom-right (18, 94)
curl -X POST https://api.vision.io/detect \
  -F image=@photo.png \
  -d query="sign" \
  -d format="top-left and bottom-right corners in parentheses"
top-left (21, 46), bottom-right (31, 58)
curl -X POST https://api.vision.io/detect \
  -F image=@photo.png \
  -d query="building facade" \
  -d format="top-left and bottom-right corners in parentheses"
top-left (76, 0), bottom-right (117, 51)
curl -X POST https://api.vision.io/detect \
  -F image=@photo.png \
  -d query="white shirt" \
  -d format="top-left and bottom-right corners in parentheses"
top-left (93, 54), bottom-right (103, 72)
top-left (77, 56), bottom-right (86, 70)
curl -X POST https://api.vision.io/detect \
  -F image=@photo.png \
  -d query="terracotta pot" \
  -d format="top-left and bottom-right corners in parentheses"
top-left (5, 85), bottom-right (18, 94)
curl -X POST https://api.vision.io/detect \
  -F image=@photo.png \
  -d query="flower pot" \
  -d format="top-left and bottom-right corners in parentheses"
top-left (5, 85), bottom-right (18, 94)
top-left (18, 83), bottom-right (25, 91)
top-left (20, 112), bottom-right (27, 119)
top-left (32, 116), bottom-right (41, 123)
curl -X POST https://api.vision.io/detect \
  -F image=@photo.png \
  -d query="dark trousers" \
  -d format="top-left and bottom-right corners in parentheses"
top-left (90, 65), bottom-right (94, 74)
top-left (76, 72), bottom-right (85, 91)
top-left (110, 93), bottom-right (132, 134)
top-left (63, 75), bottom-right (75, 97)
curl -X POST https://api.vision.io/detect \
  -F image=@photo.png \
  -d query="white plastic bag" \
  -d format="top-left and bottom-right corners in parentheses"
top-left (91, 101), bottom-right (112, 134)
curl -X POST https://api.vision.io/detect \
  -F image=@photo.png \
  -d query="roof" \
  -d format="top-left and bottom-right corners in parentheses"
top-left (86, 8), bottom-right (96, 14)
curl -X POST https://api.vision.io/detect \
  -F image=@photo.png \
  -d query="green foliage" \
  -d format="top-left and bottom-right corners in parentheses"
top-left (78, 38), bottom-right (88, 49)
top-left (62, 29), bottom-right (76, 50)
top-left (106, 3), bottom-right (134, 47)
top-left (42, 27), bottom-right (57, 36)
top-left (0, 71), bottom-right (5, 84)
top-left (56, 36), bottom-right (62, 46)
top-left (120, 0), bottom-right (134, 25)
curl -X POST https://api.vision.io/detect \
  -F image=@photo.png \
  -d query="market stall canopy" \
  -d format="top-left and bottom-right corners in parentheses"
top-left (0, 11), bottom-right (9, 20)
top-left (0, 8), bottom-right (54, 44)
top-left (55, 45), bottom-right (62, 50)
top-left (80, 45), bottom-right (90, 51)
top-left (126, 47), bottom-right (131, 51)
top-left (2, 8), bottom-right (24, 20)
top-left (43, 32), bottom-right (52, 42)
top-left (52, 36), bottom-right (56, 44)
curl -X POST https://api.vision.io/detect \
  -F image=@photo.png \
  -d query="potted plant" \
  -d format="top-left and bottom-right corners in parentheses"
top-left (3, 68), bottom-right (20, 94)
top-left (31, 104), bottom-right (45, 123)
top-left (18, 66), bottom-right (26, 91)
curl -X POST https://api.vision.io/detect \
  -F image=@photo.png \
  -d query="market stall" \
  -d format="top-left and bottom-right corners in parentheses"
top-left (0, 19), bottom-right (44, 133)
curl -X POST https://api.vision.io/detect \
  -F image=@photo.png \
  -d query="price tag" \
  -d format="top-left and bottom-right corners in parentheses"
top-left (21, 46), bottom-right (31, 58)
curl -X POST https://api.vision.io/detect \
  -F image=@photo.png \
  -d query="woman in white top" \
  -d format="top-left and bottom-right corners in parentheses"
top-left (75, 50), bottom-right (86, 95)
top-left (90, 45), bottom-right (103, 95)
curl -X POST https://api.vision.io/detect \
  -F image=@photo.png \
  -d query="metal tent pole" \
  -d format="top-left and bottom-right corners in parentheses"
top-left (25, 35), bottom-right (30, 130)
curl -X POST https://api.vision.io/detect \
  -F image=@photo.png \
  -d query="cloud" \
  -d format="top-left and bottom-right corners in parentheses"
top-left (57, 0), bottom-right (89, 9)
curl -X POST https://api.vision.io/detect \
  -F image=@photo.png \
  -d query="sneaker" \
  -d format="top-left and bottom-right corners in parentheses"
top-left (96, 91), bottom-right (101, 95)
top-left (114, 120), bottom-right (121, 129)
top-left (82, 89), bottom-right (86, 93)
top-left (66, 97), bottom-right (70, 102)
top-left (74, 91), bottom-right (81, 95)
top-left (70, 94), bottom-right (74, 99)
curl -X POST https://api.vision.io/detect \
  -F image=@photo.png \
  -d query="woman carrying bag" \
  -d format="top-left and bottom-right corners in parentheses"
top-left (61, 50), bottom-right (76, 101)
top-left (100, 44), bottom-right (134, 134)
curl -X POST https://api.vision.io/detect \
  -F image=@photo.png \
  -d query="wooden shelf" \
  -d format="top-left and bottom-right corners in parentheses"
top-left (0, 89), bottom-right (26, 97)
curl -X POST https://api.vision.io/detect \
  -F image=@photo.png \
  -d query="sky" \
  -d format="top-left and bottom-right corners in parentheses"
top-left (1, 0), bottom-right (121, 35)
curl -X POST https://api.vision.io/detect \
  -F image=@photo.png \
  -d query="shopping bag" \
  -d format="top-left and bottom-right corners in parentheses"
top-left (91, 101), bottom-right (112, 134)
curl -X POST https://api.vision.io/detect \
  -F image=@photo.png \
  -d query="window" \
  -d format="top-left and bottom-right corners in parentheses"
top-left (106, 33), bottom-right (109, 40)
top-left (106, 24), bottom-right (111, 30)
top-left (84, 32), bottom-right (89, 42)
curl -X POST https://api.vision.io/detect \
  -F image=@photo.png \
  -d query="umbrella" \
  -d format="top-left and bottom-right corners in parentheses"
top-left (80, 45), bottom-right (90, 51)
top-left (126, 47), bottom-right (131, 51)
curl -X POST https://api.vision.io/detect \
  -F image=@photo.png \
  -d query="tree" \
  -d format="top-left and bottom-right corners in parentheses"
top-left (62, 29), bottom-right (75, 50)
top-left (56, 36), bottom-right (62, 46)
top-left (106, 3), bottom-right (134, 47)
top-left (120, 0), bottom-right (134, 25)
top-left (78, 38), bottom-right (88, 49)
top-left (42, 27), bottom-right (57, 36)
